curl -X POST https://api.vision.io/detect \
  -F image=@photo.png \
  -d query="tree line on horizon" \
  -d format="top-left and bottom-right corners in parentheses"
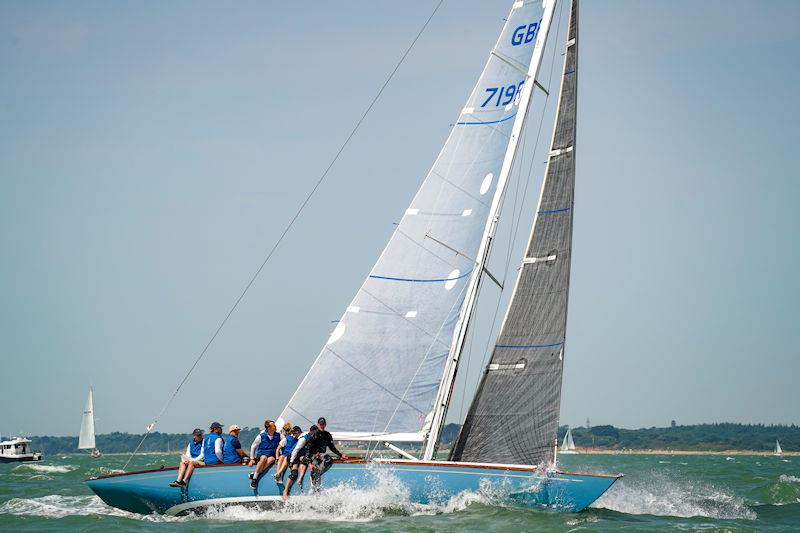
top-left (27, 422), bottom-right (799, 455)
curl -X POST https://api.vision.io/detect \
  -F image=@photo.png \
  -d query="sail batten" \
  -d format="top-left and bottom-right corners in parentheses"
top-left (451, 0), bottom-right (579, 467)
top-left (279, 0), bottom-right (551, 441)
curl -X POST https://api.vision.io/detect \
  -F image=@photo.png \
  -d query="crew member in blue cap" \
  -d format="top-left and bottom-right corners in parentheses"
top-left (202, 422), bottom-right (224, 465)
top-left (170, 428), bottom-right (205, 487)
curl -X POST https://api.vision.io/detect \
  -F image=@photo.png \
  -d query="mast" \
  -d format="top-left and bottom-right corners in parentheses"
top-left (422, 0), bottom-right (559, 461)
top-left (451, 0), bottom-right (579, 466)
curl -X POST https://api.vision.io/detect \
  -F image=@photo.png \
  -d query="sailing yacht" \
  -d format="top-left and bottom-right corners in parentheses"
top-left (560, 428), bottom-right (577, 454)
top-left (79, 387), bottom-right (102, 458)
top-left (88, 0), bottom-right (620, 515)
top-left (775, 440), bottom-right (783, 456)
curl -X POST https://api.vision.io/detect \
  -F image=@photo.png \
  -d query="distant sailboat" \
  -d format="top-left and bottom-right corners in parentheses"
top-left (79, 387), bottom-right (102, 458)
top-left (775, 439), bottom-right (783, 456)
top-left (560, 428), bottom-right (577, 454)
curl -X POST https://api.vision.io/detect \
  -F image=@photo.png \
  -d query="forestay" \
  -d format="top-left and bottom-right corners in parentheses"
top-left (279, 0), bottom-right (548, 441)
top-left (451, 0), bottom-right (579, 466)
top-left (79, 388), bottom-right (96, 450)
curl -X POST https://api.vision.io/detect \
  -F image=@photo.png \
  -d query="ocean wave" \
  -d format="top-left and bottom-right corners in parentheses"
top-left (0, 495), bottom-right (182, 522)
top-left (12, 464), bottom-right (75, 474)
top-left (779, 475), bottom-right (800, 483)
top-left (592, 472), bottom-right (756, 520)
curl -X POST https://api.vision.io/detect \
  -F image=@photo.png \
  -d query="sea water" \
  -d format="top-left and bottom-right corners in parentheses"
top-left (1, 453), bottom-right (798, 532)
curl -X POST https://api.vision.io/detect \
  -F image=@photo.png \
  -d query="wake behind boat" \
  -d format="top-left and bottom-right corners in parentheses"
top-left (89, 0), bottom-right (621, 515)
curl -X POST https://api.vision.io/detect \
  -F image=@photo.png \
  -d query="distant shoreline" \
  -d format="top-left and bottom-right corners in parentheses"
top-left (572, 448), bottom-right (798, 457)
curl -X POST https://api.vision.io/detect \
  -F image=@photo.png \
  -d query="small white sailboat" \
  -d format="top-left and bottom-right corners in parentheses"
top-left (79, 387), bottom-right (102, 458)
top-left (560, 428), bottom-right (577, 454)
top-left (774, 439), bottom-right (783, 456)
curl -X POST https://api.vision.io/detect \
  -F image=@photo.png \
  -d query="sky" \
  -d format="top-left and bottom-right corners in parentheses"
top-left (1, 0), bottom-right (798, 437)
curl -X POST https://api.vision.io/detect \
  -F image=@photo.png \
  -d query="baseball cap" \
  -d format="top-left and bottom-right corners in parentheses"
top-left (292, 426), bottom-right (302, 433)
top-left (210, 422), bottom-right (222, 430)
top-left (192, 428), bottom-right (203, 436)
top-left (229, 424), bottom-right (241, 432)
top-left (317, 417), bottom-right (327, 425)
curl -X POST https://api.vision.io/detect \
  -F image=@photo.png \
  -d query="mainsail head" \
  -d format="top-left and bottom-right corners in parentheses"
top-left (279, 0), bottom-right (551, 442)
top-left (78, 387), bottom-right (96, 450)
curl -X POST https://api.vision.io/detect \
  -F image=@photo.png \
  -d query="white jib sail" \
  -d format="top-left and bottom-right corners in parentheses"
top-left (279, 0), bottom-right (552, 443)
top-left (776, 440), bottom-right (782, 454)
top-left (78, 387), bottom-right (96, 450)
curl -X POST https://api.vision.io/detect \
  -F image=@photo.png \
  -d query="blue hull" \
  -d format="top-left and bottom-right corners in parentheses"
top-left (87, 460), bottom-right (620, 515)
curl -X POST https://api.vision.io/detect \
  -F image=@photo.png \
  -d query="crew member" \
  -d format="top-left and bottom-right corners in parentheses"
top-left (202, 422), bottom-right (224, 465)
top-left (222, 424), bottom-right (248, 464)
top-left (248, 420), bottom-right (281, 488)
top-left (169, 428), bottom-right (204, 487)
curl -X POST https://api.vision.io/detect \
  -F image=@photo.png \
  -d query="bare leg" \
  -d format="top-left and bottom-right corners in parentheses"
top-left (297, 461), bottom-right (308, 486)
top-left (176, 461), bottom-right (187, 482)
top-left (282, 463), bottom-right (299, 501)
top-left (184, 461), bottom-right (196, 482)
top-left (275, 456), bottom-right (288, 480)
top-left (253, 455), bottom-right (276, 480)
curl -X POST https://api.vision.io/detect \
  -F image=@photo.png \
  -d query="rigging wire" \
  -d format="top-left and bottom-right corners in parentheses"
top-left (122, 0), bottom-right (446, 471)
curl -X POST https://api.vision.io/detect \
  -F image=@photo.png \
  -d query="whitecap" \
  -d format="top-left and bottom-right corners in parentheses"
top-left (592, 472), bottom-right (756, 520)
top-left (0, 495), bottom-right (183, 522)
top-left (13, 464), bottom-right (75, 474)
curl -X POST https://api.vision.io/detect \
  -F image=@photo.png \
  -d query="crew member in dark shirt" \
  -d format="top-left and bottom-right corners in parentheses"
top-left (305, 417), bottom-right (348, 491)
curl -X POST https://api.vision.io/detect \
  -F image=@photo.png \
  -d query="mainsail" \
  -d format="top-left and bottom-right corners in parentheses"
top-left (78, 387), bottom-right (96, 450)
top-left (451, 0), bottom-right (579, 466)
top-left (775, 440), bottom-right (783, 455)
top-left (279, 0), bottom-right (555, 444)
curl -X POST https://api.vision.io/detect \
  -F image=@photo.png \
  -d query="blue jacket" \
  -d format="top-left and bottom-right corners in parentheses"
top-left (222, 434), bottom-right (243, 464)
top-left (188, 439), bottom-right (203, 459)
top-left (257, 430), bottom-right (282, 457)
top-left (281, 434), bottom-right (299, 457)
top-left (202, 433), bottom-right (222, 465)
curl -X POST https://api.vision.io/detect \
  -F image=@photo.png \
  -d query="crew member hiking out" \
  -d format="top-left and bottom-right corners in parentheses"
top-left (248, 419), bottom-right (281, 488)
top-left (305, 417), bottom-right (348, 492)
top-left (284, 425), bottom-right (315, 499)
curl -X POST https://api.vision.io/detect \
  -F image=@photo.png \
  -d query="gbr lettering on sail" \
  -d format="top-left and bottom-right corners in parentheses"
top-left (481, 17), bottom-right (542, 109)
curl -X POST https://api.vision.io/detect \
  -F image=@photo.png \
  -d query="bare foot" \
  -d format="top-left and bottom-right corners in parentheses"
top-left (282, 493), bottom-right (289, 502)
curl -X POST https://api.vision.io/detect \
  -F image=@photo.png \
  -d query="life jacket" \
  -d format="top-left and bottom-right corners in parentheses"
top-left (257, 430), bottom-right (282, 456)
top-left (281, 434), bottom-right (299, 457)
top-left (222, 434), bottom-right (242, 464)
top-left (189, 439), bottom-right (203, 459)
top-left (202, 433), bottom-right (221, 465)
top-left (291, 432), bottom-right (308, 458)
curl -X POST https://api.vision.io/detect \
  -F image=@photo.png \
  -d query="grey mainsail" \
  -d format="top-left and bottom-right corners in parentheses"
top-left (278, 0), bottom-right (551, 443)
top-left (451, 0), bottom-right (578, 466)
